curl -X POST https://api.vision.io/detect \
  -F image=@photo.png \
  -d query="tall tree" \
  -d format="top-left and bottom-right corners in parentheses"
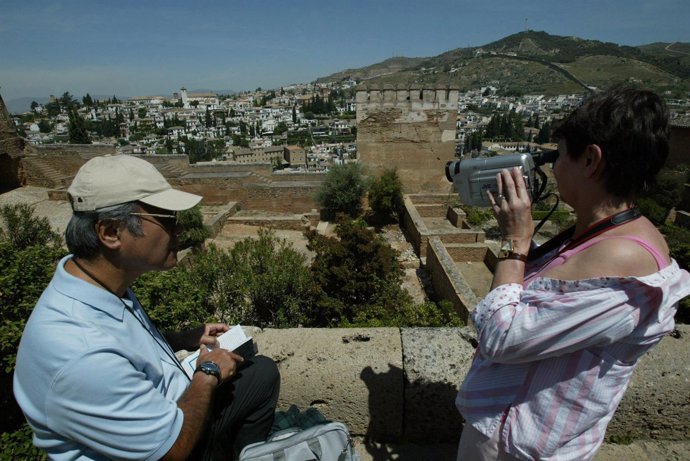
top-left (68, 108), bottom-right (92, 144)
top-left (59, 92), bottom-right (77, 110)
top-left (315, 163), bottom-right (368, 220)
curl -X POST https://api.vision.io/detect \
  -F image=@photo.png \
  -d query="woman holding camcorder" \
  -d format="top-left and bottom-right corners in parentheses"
top-left (455, 84), bottom-right (690, 461)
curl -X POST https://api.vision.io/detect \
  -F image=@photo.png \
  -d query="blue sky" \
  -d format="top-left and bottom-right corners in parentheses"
top-left (1, 0), bottom-right (689, 103)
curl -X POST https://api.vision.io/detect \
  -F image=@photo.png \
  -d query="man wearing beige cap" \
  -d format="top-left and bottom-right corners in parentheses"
top-left (14, 155), bottom-right (280, 460)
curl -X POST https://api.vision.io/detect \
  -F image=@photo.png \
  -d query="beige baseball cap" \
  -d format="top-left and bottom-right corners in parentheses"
top-left (68, 155), bottom-right (202, 212)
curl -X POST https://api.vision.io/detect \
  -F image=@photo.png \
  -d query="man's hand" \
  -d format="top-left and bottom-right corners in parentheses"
top-left (198, 323), bottom-right (229, 350)
top-left (197, 344), bottom-right (244, 384)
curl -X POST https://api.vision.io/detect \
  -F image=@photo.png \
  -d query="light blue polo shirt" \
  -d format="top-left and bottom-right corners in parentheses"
top-left (14, 255), bottom-right (190, 460)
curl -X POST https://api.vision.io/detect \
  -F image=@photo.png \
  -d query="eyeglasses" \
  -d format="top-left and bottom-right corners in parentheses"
top-left (130, 212), bottom-right (180, 231)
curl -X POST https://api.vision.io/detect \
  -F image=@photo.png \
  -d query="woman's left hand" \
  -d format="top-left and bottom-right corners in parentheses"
top-left (488, 167), bottom-right (534, 254)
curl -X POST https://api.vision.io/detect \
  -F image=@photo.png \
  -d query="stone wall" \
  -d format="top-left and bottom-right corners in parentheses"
top-left (356, 86), bottom-right (459, 194)
top-left (400, 194), bottom-right (484, 259)
top-left (246, 325), bottom-right (690, 443)
top-left (138, 153), bottom-right (189, 172)
top-left (424, 238), bottom-right (480, 322)
top-left (0, 94), bottom-right (24, 159)
top-left (171, 176), bottom-right (321, 213)
top-left (0, 94), bottom-right (25, 190)
top-left (15, 149), bottom-right (323, 213)
top-left (20, 146), bottom-right (115, 189)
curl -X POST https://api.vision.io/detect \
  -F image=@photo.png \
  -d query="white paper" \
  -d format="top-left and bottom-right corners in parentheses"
top-left (180, 325), bottom-right (252, 379)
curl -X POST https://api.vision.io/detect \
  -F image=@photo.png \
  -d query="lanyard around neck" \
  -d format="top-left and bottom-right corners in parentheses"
top-left (70, 257), bottom-right (191, 381)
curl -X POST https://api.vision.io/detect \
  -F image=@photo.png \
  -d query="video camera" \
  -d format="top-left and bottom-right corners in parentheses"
top-left (445, 150), bottom-right (559, 207)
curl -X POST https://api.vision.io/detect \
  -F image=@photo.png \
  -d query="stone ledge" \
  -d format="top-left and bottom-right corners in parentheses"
top-left (241, 325), bottom-right (690, 444)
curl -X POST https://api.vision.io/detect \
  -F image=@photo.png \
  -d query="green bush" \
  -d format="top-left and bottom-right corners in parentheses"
top-left (637, 196), bottom-right (670, 226)
top-left (134, 229), bottom-right (319, 330)
top-left (0, 204), bottom-right (61, 250)
top-left (531, 210), bottom-right (575, 232)
top-left (228, 229), bottom-right (318, 327)
top-left (306, 218), bottom-right (462, 327)
top-left (460, 205), bottom-right (494, 227)
top-left (177, 205), bottom-right (211, 250)
top-left (368, 168), bottom-right (404, 224)
top-left (637, 165), bottom-right (688, 225)
top-left (315, 163), bottom-right (368, 220)
top-left (660, 223), bottom-right (690, 323)
top-left (0, 424), bottom-right (46, 460)
top-left (0, 205), bottom-right (65, 456)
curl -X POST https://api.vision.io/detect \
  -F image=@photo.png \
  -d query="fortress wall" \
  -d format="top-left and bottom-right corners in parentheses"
top-left (244, 185), bottom-right (319, 213)
top-left (425, 238), bottom-right (478, 322)
top-left (28, 144), bottom-right (115, 159)
top-left (137, 154), bottom-right (189, 171)
top-left (439, 231), bottom-right (485, 245)
top-left (270, 173), bottom-right (327, 183)
top-left (356, 87), bottom-right (459, 194)
top-left (401, 195), bottom-right (427, 257)
top-left (170, 176), bottom-right (319, 213)
top-left (190, 162), bottom-right (271, 176)
top-left (443, 243), bottom-right (490, 262)
top-left (0, 94), bottom-right (24, 159)
top-left (414, 203), bottom-right (448, 218)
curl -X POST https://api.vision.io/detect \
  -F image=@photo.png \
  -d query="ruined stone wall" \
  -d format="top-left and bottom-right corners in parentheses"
top-left (424, 238), bottom-right (477, 323)
top-left (244, 184), bottom-right (320, 213)
top-left (356, 86), bottom-right (459, 193)
top-left (20, 145), bottom-right (115, 189)
top-left (0, 94), bottom-right (25, 190)
top-left (170, 176), bottom-right (320, 213)
top-left (187, 161), bottom-right (271, 176)
top-left (28, 144), bottom-right (115, 160)
top-left (138, 154), bottom-right (189, 172)
top-left (0, 94), bottom-right (24, 158)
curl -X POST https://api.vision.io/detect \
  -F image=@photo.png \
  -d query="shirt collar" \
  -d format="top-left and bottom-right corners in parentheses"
top-left (52, 255), bottom-right (131, 321)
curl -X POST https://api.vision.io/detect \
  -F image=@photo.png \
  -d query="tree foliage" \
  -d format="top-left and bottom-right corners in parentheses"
top-left (535, 121), bottom-right (553, 144)
top-left (368, 168), bottom-right (404, 224)
top-left (315, 163), bottom-right (368, 220)
top-left (301, 94), bottom-right (336, 115)
top-left (67, 108), bottom-right (91, 144)
top-left (306, 218), bottom-right (462, 327)
top-left (177, 205), bottom-right (211, 250)
top-left (659, 223), bottom-right (690, 323)
top-left (134, 230), bottom-right (318, 330)
top-left (0, 204), bottom-right (61, 251)
top-left (464, 130), bottom-right (484, 153)
top-left (484, 110), bottom-right (525, 141)
top-left (637, 166), bottom-right (688, 225)
top-left (0, 205), bottom-right (65, 454)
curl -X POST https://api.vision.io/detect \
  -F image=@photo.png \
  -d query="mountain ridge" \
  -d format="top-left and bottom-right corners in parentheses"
top-left (317, 30), bottom-right (690, 96)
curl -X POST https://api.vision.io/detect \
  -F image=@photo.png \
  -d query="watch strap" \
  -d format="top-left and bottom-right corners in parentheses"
top-left (195, 360), bottom-right (221, 385)
top-left (499, 251), bottom-right (528, 262)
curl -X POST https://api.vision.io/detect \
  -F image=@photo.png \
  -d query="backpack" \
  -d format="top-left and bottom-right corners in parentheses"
top-left (239, 407), bottom-right (360, 461)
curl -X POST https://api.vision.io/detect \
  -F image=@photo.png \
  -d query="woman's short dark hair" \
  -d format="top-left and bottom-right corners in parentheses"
top-left (553, 84), bottom-right (669, 198)
top-left (65, 202), bottom-right (144, 259)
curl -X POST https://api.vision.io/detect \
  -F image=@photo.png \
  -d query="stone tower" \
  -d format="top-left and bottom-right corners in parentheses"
top-left (0, 93), bottom-right (25, 190)
top-left (356, 84), bottom-right (459, 193)
top-left (180, 87), bottom-right (189, 108)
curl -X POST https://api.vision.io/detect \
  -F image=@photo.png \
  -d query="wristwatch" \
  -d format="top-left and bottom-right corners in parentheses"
top-left (195, 361), bottom-right (221, 385)
top-left (498, 239), bottom-right (528, 262)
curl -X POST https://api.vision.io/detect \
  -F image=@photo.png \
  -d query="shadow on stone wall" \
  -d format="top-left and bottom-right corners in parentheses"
top-left (360, 364), bottom-right (406, 460)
